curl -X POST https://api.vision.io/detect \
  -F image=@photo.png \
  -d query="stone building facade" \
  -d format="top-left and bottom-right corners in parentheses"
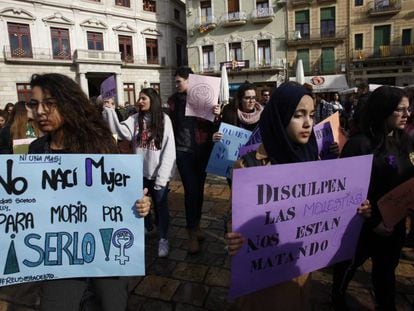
top-left (0, 0), bottom-right (186, 107)
top-left (348, 0), bottom-right (414, 86)
top-left (185, 0), bottom-right (288, 98)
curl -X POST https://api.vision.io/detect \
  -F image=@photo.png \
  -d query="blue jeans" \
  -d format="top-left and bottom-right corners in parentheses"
top-left (176, 145), bottom-right (210, 229)
top-left (143, 178), bottom-right (169, 239)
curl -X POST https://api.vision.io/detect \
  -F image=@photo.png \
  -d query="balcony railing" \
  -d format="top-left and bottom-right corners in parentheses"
top-left (351, 44), bottom-right (414, 60)
top-left (74, 49), bottom-right (122, 64)
top-left (221, 11), bottom-right (248, 27)
top-left (220, 60), bottom-right (250, 70)
top-left (291, 0), bottom-right (313, 6)
top-left (121, 55), bottom-right (162, 66)
top-left (287, 26), bottom-right (347, 45)
top-left (251, 7), bottom-right (275, 23)
top-left (290, 59), bottom-right (347, 76)
top-left (367, 0), bottom-right (401, 16)
top-left (195, 15), bottom-right (218, 33)
top-left (4, 46), bottom-right (72, 62)
top-left (196, 58), bottom-right (286, 74)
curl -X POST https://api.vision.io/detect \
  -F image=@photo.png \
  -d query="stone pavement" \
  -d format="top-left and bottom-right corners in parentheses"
top-left (1, 175), bottom-right (414, 310)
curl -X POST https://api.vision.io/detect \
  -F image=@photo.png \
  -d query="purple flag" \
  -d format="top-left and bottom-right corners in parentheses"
top-left (229, 155), bottom-right (373, 298)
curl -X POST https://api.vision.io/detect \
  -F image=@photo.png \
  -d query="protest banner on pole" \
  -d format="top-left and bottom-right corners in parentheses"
top-left (206, 123), bottom-right (251, 178)
top-left (229, 155), bottom-right (373, 298)
top-left (186, 74), bottom-right (221, 122)
top-left (0, 154), bottom-right (144, 287)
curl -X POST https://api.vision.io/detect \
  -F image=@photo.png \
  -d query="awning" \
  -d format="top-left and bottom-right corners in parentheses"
top-left (290, 74), bottom-right (349, 93)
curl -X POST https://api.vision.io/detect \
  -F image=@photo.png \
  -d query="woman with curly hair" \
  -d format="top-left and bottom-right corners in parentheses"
top-left (26, 73), bottom-right (151, 311)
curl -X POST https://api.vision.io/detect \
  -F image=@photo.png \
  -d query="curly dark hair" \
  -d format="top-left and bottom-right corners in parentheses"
top-left (30, 73), bottom-right (118, 154)
top-left (137, 88), bottom-right (164, 150)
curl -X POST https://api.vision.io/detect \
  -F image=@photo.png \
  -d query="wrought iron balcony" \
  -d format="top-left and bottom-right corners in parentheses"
top-left (120, 55), bottom-right (162, 66)
top-left (221, 11), bottom-right (248, 27)
top-left (367, 0), bottom-right (401, 16)
top-left (351, 44), bottom-right (414, 61)
top-left (287, 26), bottom-right (347, 46)
top-left (74, 49), bottom-right (122, 64)
top-left (251, 7), bottom-right (275, 24)
top-left (290, 0), bottom-right (313, 6)
top-left (4, 46), bottom-right (72, 62)
top-left (195, 16), bottom-right (218, 33)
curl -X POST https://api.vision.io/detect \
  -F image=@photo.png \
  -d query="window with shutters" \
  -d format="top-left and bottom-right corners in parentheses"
top-left (119, 35), bottom-right (133, 62)
top-left (320, 7), bottom-right (335, 38)
top-left (87, 32), bottom-right (104, 50)
top-left (146, 38), bottom-right (158, 64)
top-left (295, 10), bottom-right (310, 39)
top-left (230, 42), bottom-right (242, 61)
top-left (258, 40), bottom-right (271, 67)
top-left (202, 45), bottom-right (215, 71)
top-left (143, 0), bottom-right (156, 12)
top-left (201, 1), bottom-right (213, 24)
top-left (354, 33), bottom-right (363, 50)
top-left (123, 83), bottom-right (136, 106)
top-left (16, 83), bottom-right (31, 102)
top-left (321, 47), bottom-right (335, 74)
top-left (115, 0), bottom-right (130, 7)
top-left (51, 28), bottom-right (71, 59)
top-left (297, 49), bottom-right (310, 74)
top-left (8, 23), bottom-right (32, 58)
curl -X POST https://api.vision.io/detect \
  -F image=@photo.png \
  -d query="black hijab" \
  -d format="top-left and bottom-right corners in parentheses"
top-left (259, 82), bottom-right (318, 164)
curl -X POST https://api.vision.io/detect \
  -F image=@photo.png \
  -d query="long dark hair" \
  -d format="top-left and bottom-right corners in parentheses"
top-left (8, 101), bottom-right (29, 139)
top-left (30, 73), bottom-right (118, 154)
top-left (137, 88), bottom-right (164, 150)
top-left (360, 85), bottom-right (409, 152)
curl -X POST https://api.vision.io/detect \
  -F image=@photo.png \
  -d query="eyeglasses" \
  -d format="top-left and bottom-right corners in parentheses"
top-left (393, 107), bottom-right (412, 115)
top-left (242, 96), bottom-right (256, 101)
top-left (26, 98), bottom-right (57, 113)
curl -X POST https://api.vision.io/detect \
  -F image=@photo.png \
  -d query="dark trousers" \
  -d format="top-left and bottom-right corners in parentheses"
top-left (40, 277), bottom-right (128, 311)
top-left (143, 178), bottom-right (169, 239)
top-left (332, 223), bottom-right (405, 311)
top-left (176, 145), bottom-right (210, 229)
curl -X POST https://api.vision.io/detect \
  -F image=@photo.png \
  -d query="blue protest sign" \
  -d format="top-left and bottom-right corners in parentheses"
top-left (206, 123), bottom-right (251, 178)
top-left (0, 154), bottom-right (144, 286)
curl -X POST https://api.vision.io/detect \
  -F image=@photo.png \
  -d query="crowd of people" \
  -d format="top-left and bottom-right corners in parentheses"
top-left (0, 68), bottom-right (413, 310)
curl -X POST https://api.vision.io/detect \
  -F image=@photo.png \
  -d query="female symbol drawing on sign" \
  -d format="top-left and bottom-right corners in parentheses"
top-left (112, 228), bottom-right (134, 265)
top-left (188, 83), bottom-right (215, 119)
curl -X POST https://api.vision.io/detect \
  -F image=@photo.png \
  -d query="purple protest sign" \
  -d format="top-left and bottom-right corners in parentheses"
top-left (245, 125), bottom-right (261, 146)
top-left (229, 155), bottom-right (373, 298)
top-left (100, 75), bottom-right (116, 100)
top-left (313, 122), bottom-right (336, 160)
top-left (238, 143), bottom-right (261, 158)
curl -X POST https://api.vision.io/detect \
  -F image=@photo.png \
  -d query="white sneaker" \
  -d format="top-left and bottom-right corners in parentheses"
top-left (158, 239), bottom-right (169, 258)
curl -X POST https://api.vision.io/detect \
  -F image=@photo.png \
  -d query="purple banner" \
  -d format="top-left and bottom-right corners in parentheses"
top-left (100, 75), bottom-right (116, 100)
top-left (229, 155), bottom-right (373, 298)
top-left (313, 122), bottom-right (336, 160)
top-left (245, 125), bottom-right (261, 146)
top-left (238, 143), bottom-right (260, 158)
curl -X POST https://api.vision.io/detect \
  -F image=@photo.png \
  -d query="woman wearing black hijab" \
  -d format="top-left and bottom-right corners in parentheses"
top-left (223, 82), bottom-right (317, 310)
top-left (225, 82), bottom-right (370, 311)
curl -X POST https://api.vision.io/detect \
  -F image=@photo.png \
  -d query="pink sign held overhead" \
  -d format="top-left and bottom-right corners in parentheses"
top-left (186, 74), bottom-right (221, 122)
top-left (229, 155), bottom-right (373, 299)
